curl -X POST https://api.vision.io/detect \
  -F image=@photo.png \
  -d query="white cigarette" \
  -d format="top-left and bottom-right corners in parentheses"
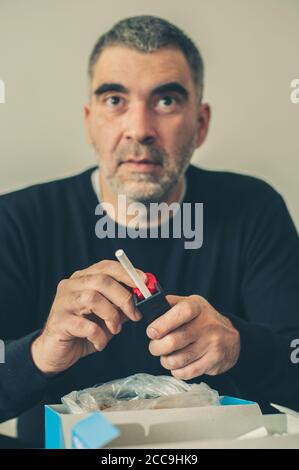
top-left (115, 249), bottom-right (151, 299)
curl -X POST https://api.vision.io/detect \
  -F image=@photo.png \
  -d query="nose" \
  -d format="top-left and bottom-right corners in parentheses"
top-left (123, 103), bottom-right (156, 145)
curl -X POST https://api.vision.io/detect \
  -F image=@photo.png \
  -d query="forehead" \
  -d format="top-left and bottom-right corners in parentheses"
top-left (91, 45), bottom-right (195, 94)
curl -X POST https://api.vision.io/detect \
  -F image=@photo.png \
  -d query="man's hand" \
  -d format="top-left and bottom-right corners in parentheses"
top-left (31, 260), bottom-right (146, 375)
top-left (147, 294), bottom-right (240, 380)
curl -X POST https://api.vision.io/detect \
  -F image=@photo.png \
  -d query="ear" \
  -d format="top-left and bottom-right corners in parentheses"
top-left (83, 104), bottom-right (93, 146)
top-left (195, 103), bottom-right (211, 149)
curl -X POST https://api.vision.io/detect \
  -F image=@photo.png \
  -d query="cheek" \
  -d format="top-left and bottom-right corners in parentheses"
top-left (162, 114), bottom-right (197, 147)
top-left (89, 112), bottom-right (120, 153)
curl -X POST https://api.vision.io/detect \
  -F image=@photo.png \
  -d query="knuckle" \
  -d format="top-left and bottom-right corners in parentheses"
top-left (57, 279), bottom-right (68, 291)
top-left (73, 315), bottom-right (85, 330)
top-left (166, 334), bottom-right (177, 351)
top-left (73, 291), bottom-right (86, 307)
top-left (208, 360), bottom-right (221, 376)
top-left (183, 349), bottom-right (196, 366)
top-left (180, 301), bottom-right (194, 320)
top-left (88, 290), bottom-right (100, 306)
top-left (215, 346), bottom-right (225, 362)
top-left (73, 291), bottom-right (83, 305)
top-left (70, 270), bottom-right (81, 279)
top-left (73, 290), bottom-right (95, 312)
top-left (209, 352), bottom-right (222, 371)
top-left (98, 273), bottom-right (112, 288)
top-left (88, 322), bottom-right (99, 338)
top-left (167, 356), bottom-right (180, 369)
top-left (168, 349), bottom-right (193, 370)
top-left (148, 341), bottom-right (157, 356)
top-left (97, 259), bottom-right (110, 271)
top-left (111, 307), bottom-right (121, 322)
top-left (161, 356), bottom-right (172, 370)
top-left (207, 326), bottom-right (221, 345)
top-left (191, 294), bottom-right (206, 305)
top-left (63, 314), bottom-right (82, 333)
top-left (179, 325), bottom-right (190, 344)
top-left (119, 291), bottom-right (133, 312)
top-left (80, 274), bottom-right (93, 285)
top-left (211, 333), bottom-right (220, 345)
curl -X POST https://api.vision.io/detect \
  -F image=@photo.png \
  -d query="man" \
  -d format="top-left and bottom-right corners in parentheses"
top-left (0, 15), bottom-right (298, 447)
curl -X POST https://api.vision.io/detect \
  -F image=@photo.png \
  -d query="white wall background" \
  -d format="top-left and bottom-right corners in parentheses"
top-left (0, 0), bottom-right (298, 227)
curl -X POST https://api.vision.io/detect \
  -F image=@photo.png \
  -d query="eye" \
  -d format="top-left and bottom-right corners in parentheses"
top-left (155, 95), bottom-right (182, 113)
top-left (105, 95), bottom-right (123, 107)
top-left (158, 96), bottom-right (176, 107)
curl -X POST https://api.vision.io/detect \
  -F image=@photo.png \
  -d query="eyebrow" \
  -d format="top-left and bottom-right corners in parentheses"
top-left (93, 81), bottom-right (189, 100)
top-left (93, 83), bottom-right (128, 96)
top-left (151, 82), bottom-right (189, 99)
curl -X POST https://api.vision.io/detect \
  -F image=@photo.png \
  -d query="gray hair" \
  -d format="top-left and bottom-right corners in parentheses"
top-left (88, 15), bottom-right (204, 100)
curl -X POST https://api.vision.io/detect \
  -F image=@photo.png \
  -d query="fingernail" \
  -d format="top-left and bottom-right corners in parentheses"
top-left (147, 327), bottom-right (158, 339)
top-left (115, 324), bottom-right (122, 334)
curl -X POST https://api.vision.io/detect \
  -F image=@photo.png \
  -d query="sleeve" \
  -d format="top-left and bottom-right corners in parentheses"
top-left (227, 186), bottom-right (299, 411)
top-left (0, 198), bottom-right (51, 422)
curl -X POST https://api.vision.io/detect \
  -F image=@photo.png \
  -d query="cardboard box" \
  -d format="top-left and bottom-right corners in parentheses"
top-left (45, 397), bottom-right (299, 449)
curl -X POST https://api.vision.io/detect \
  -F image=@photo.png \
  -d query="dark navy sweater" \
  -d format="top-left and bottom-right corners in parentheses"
top-left (0, 164), bottom-right (298, 446)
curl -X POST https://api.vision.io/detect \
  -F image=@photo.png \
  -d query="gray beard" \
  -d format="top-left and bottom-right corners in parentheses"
top-left (95, 135), bottom-right (197, 204)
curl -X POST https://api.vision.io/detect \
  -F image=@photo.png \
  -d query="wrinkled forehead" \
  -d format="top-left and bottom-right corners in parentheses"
top-left (90, 45), bottom-right (196, 97)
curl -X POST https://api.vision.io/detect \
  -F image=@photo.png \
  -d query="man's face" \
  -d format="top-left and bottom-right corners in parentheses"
top-left (85, 45), bottom-right (210, 203)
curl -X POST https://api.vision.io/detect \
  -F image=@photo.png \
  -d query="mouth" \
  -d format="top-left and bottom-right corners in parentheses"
top-left (119, 159), bottom-right (162, 172)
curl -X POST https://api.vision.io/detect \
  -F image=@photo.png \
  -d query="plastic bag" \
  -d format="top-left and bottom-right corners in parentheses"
top-left (61, 373), bottom-right (220, 413)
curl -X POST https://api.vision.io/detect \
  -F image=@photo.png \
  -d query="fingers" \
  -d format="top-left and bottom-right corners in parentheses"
top-left (68, 260), bottom-right (146, 325)
top-left (146, 297), bottom-right (200, 340)
top-left (148, 318), bottom-right (200, 356)
top-left (62, 289), bottom-right (121, 334)
top-left (37, 258), bottom-right (148, 373)
top-left (148, 294), bottom-right (240, 381)
top-left (67, 274), bottom-right (141, 323)
top-left (165, 294), bottom-right (185, 307)
top-left (171, 351), bottom-right (219, 381)
top-left (71, 260), bottom-right (147, 288)
top-left (160, 327), bottom-right (237, 380)
top-left (160, 338), bottom-right (210, 371)
top-left (63, 314), bottom-right (112, 352)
